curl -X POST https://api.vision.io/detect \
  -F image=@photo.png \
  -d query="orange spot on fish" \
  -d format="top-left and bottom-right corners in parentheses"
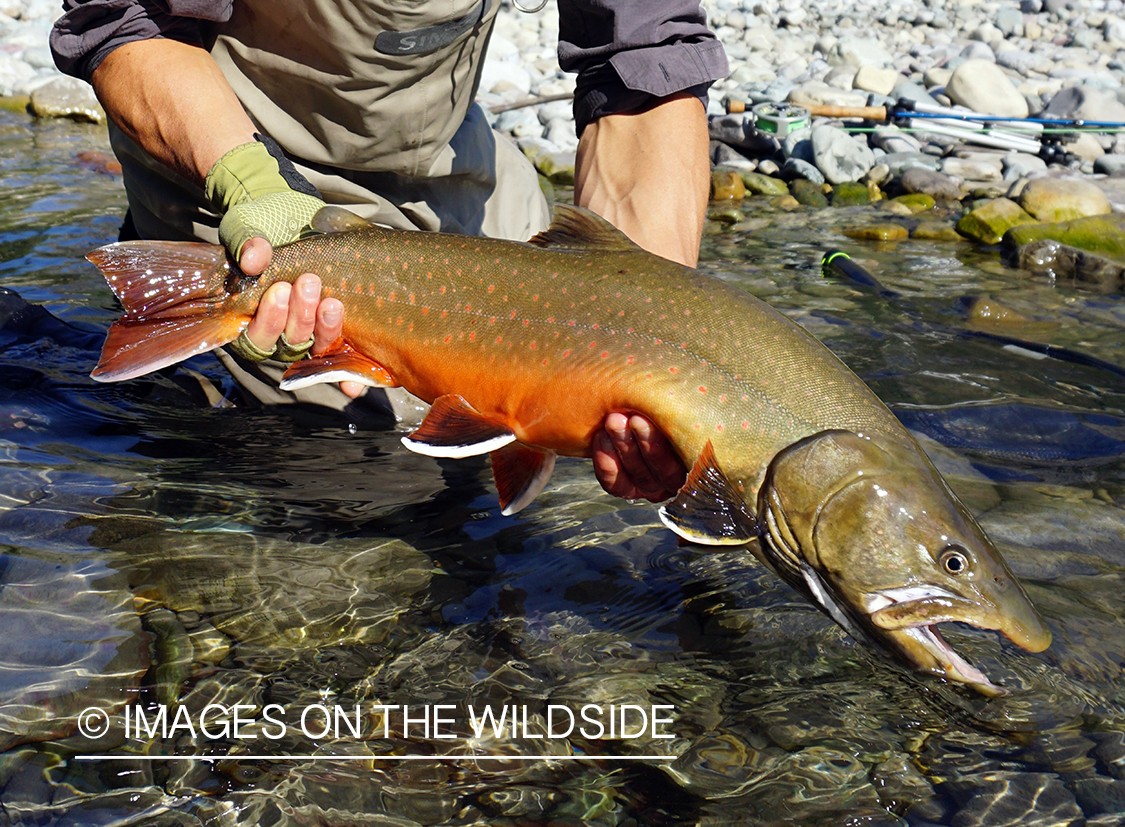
top-left (669, 367), bottom-right (678, 374)
top-left (562, 350), bottom-right (572, 358)
top-left (469, 331), bottom-right (476, 341)
top-left (489, 317), bottom-right (496, 325)
top-left (444, 335), bottom-right (452, 343)
top-left (742, 420), bottom-right (749, 429)
top-left (716, 424), bottom-right (724, 432)
top-left (626, 356), bottom-right (634, 365)
top-left (488, 285), bottom-right (495, 293)
top-left (698, 386), bottom-right (706, 394)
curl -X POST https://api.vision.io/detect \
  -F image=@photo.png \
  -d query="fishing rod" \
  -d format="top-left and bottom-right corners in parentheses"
top-left (820, 251), bottom-right (1125, 382)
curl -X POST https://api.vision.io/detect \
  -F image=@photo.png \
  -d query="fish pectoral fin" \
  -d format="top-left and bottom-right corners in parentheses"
top-left (491, 442), bottom-right (557, 515)
top-left (402, 394), bottom-right (517, 458)
top-left (279, 342), bottom-right (398, 390)
top-left (658, 441), bottom-right (758, 546)
top-left (309, 206), bottom-right (376, 234)
top-left (526, 204), bottom-right (641, 253)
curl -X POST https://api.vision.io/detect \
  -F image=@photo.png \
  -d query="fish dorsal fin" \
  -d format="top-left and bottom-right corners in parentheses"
top-left (401, 394), bottom-right (517, 458)
top-left (309, 206), bottom-right (376, 235)
top-left (526, 204), bottom-right (641, 253)
top-left (658, 441), bottom-right (758, 546)
top-left (491, 442), bottom-right (557, 515)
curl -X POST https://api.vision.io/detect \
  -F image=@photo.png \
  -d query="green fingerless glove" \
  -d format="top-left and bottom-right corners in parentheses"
top-left (204, 140), bottom-right (324, 261)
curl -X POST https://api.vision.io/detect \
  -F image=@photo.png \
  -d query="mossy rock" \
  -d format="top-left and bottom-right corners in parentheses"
top-left (789, 179), bottom-right (828, 207)
top-left (955, 198), bottom-right (1037, 245)
top-left (534, 152), bottom-right (576, 186)
top-left (844, 223), bottom-right (909, 241)
top-left (0, 95), bottom-right (30, 114)
top-left (888, 193), bottom-right (936, 214)
top-left (911, 220), bottom-right (963, 242)
top-left (708, 206), bottom-right (745, 224)
top-left (1018, 239), bottom-right (1125, 292)
top-left (1003, 213), bottom-right (1125, 265)
top-left (831, 182), bottom-right (870, 207)
top-left (739, 171), bottom-right (789, 197)
top-left (711, 168), bottom-right (746, 201)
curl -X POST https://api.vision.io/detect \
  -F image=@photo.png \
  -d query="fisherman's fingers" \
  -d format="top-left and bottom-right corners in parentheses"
top-left (594, 414), bottom-right (686, 502)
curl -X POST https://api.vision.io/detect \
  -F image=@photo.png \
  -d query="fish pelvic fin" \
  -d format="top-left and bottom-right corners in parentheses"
top-left (491, 442), bottom-right (557, 515)
top-left (87, 241), bottom-right (245, 382)
top-left (401, 394), bottom-right (517, 458)
top-left (658, 441), bottom-right (758, 546)
top-left (280, 341), bottom-right (398, 390)
top-left (527, 205), bottom-right (642, 253)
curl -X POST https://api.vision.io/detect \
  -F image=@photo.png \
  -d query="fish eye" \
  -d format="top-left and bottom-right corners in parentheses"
top-left (940, 545), bottom-right (970, 575)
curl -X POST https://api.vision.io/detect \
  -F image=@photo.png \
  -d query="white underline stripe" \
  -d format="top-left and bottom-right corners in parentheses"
top-left (75, 754), bottom-right (675, 762)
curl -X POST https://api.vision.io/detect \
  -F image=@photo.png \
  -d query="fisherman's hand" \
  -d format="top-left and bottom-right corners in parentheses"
top-left (205, 137), bottom-right (324, 267)
top-left (594, 413), bottom-right (686, 502)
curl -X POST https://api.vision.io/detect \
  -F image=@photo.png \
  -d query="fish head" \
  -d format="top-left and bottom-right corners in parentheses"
top-left (757, 429), bottom-right (1051, 695)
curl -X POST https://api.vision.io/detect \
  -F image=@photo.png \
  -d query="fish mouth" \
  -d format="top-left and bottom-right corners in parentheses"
top-left (865, 588), bottom-right (1007, 695)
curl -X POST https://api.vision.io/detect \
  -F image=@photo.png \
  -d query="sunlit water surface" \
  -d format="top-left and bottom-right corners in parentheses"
top-left (1, 110), bottom-right (1123, 826)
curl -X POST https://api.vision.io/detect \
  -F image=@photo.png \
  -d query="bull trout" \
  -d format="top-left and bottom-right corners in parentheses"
top-left (88, 205), bottom-right (1051, 693)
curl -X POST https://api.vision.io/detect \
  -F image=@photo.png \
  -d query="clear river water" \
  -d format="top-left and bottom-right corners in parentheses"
top-left (1, 110), bottom-right (1123, 826)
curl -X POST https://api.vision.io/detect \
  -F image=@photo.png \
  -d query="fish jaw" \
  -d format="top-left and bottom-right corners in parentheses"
top-left (757, 429), bottom-right (1051, 694)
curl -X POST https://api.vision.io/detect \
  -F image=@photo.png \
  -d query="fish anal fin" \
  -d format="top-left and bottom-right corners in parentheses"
top-left (92, 314), bottom-right (247, 382)
top-left (402, 394), bottom-right (516, 458)
top-left (309, 206), bottom-right (376, 235)
top-left (279, 341), bottom-right (398, 390)
top-left (658, 441), bottom-right (758, 546)
top-left (491, 443), bottom-right (557, 515)
top-left (527, 204), bottom-right (641, 253)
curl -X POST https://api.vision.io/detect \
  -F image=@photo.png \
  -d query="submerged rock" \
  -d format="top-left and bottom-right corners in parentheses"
top-left (844, 222), bottom-right (908, 241)
top-left (740, 170), bottom-right (789, 197)
top-left (1003, 213), bottom-right (1125, 264)
top-left (956, 197), bottom-right (1037, 245)
top-left (1017, 239), bottom-right (1125, 292)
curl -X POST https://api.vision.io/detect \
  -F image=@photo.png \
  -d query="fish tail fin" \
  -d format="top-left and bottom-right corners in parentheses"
top-left (87, 241), bottom-right (247, 382)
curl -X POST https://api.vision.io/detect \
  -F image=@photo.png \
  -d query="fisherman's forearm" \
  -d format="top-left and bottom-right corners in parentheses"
top-left (91, 39), bottom-right (257, 186)
top-left (574, 94), bottom-right (710, 268)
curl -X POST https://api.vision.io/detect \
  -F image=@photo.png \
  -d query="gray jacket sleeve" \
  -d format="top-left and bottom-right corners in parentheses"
top-left (558, 0), bottom-right (728, 135)
top-left (50, 0), bottom-right (233, 82)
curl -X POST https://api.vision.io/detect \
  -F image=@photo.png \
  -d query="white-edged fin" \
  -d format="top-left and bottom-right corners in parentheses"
top-left (279, 343), bottom-right (397, 390)
top-left (400, 394), bottom-right (517, 458)
top-left (403, 431), bottom-right (516, 458)
top-left (491, 443), bottom-right (557, 515)
top-left (658, 441), bottom-right (757, 545)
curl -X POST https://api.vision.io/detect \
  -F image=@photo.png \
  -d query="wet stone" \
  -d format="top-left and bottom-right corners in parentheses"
top-left (739, 170), bottom-right (789, 197)
top-left (844, 222), bottom-right (909, 241)
top-left (711, 168), bottom-right (746, 201)
top-left (912, 220), bottom-right (964, 241)
top-left (830, 181), bottom-right (870, 206)
top-left (1005, 214), bottom-right (1125, 265)
top-left (789, 178), bottom-right (829, 207)
top-left (956, 198), bottom-right (1037, 245)
top-left (782, 157), bottom-right (826, 185)
top-left (1017, 239), bottom-right (1125, 292)
top-left (888, 193), bottom-right (936, 213)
